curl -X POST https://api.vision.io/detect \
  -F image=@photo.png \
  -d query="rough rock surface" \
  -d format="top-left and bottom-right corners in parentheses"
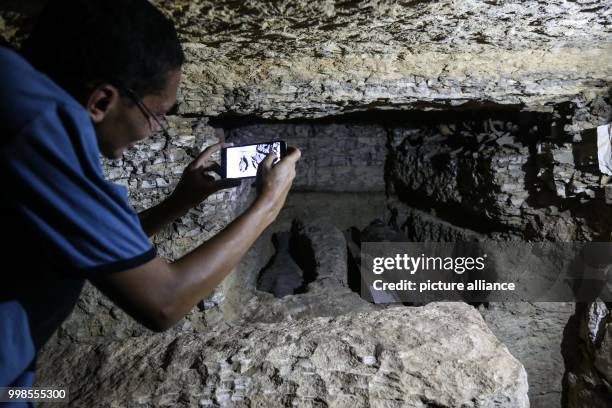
top-left (378, 104), bottom-right (611, 406)
top-left (2, 2), bottom-right (610, 406)
top-left (35, 215), bottom-right (530, 408)
top-left (480, 302), bottom-right (576, 408)
top-left (348, 220), bottom-right (578, 407)
top-left (385, 108), bottom-right (612, 241)
top-left (154, 0), bottom-right (612, 118)
top-left (36, 303), bottom-right (528, 408)
top-left (2, 1), bottom-right (611, 119)
top-left (566, 301), bottom-right (612, 408)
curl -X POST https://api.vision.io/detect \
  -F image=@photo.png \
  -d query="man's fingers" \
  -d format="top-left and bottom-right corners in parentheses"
top-left (268, 146), bottom-right (300, 173)
top-left (193, 142), bottom-right (234, 168)
top-left (202, 161), bottom-right (223, 177)
top-left (284, 146), bottom-right (301, 163)
top-left (201, 173), bottom-right (215, 183)
top-left (255, 152), bottom-right (276, 191)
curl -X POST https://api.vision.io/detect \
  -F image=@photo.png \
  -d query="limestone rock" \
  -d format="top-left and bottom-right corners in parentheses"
top-left (566, 301), bottom-right (612, 408)
top-left (4, 1), bottom-right (610, 119)
top-left (385, 114), bottom-right (612, 240)
top-left (36, 303), bottom-right (528, 408)
top-left (480, 302), bottom-right (575, 408)
top-left (152, 0), bottom-right (612, 118)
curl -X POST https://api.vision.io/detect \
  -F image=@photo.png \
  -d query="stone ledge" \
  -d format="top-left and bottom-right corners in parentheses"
top-left (36, 303), bottom-right (528, 408)
top-left (153, 0), bottom-right (612, 118)
top-left (2, 0), bottom-right (611, 119)
top-left (178, 46), bottom-right (612, 118)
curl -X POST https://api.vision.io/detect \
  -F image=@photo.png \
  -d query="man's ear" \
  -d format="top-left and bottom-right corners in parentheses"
top-left (86, 84), bottom-right (120, 123)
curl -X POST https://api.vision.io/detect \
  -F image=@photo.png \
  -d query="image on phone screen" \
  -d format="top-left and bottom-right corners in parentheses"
top-left (224, 142), bottom-right (283, 179)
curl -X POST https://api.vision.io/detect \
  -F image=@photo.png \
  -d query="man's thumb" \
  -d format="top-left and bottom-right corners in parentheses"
top-left (259, 152), bottom-right (276, 174)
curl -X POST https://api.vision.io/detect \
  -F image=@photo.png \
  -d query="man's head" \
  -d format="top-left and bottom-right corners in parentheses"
top-left (21, 0), bottom-right (184, 158)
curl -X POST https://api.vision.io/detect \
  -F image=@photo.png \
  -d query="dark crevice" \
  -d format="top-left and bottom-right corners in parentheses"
top-left (289, 220), bottom-right (318, 294)
top-left (208, 105), bottom-right (542, 129)
top-left (561, 303), bottom-right (587, 408)
top-left (345, 226), bottom-right (364, 295)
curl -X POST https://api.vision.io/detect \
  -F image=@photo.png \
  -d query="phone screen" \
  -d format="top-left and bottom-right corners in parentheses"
top-left (224, 141), bottom-right (283, 179)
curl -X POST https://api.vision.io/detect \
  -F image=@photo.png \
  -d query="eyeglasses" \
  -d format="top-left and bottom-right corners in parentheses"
top-left (121, 86), bottom-right (172, 146)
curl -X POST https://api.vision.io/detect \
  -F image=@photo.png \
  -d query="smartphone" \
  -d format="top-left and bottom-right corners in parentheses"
top-left (221, 140), bottom-right (287, 179)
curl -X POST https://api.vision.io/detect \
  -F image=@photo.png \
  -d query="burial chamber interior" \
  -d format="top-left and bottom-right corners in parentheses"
top-left (23, 94), bottom-right (612, 408)
top-left (15, 86), bottom-right (612, 408)
top-left (197, 106), bottom-right (609, 408)
top-left (2, 0), bottom-right (612, 407)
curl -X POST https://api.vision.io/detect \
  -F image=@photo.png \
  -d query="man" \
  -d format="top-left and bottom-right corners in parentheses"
top-left (0, 0), bottom-right (301, 399)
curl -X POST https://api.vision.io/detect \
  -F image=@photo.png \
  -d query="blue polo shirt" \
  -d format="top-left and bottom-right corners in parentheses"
top-left (0, 46), bottom-right (156, 403)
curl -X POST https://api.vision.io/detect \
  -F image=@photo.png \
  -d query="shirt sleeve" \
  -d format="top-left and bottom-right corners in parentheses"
top-left (0, 103), bottom-right (156, 279)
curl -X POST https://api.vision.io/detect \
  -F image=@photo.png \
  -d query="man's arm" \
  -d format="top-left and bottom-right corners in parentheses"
top-left (138, 197), bottom-right (189, 237)
top-left (90, 148), bottom-right (299, 331)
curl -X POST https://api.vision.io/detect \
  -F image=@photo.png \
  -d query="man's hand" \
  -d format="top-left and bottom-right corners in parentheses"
top-left (169, 141), bottom-right (241, 214)
top-left (95, 145), bottom-right (302, 332)
top-left (254, 146), bottom-right (301, 222)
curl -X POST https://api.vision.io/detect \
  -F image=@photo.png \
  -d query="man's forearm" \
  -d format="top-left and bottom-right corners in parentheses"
top-left (96, 149), bottom-right (298, 332)
top-left (138, 197), bottom-right (189, 237)
top-left (161, 198), bottom-right (275, 325)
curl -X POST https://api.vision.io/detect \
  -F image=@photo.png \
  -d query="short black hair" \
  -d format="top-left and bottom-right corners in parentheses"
top-left (21, 0), bottom-right (184, 101)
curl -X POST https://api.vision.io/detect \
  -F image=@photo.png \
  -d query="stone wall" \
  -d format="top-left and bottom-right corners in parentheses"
top-left (480, 302), bottom-right (576, 408)
top-left (37, 303), bottom-right (529, 408)
top-left (382, 98), bottom-right (612, 407)
top-left (566, 301), bottom-right (612, 408)
top-left (385, 102), bottom-right (612, 241)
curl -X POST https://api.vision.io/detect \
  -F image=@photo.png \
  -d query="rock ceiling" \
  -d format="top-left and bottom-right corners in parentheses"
top-left (152, 0), bottom-right (612, 118)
